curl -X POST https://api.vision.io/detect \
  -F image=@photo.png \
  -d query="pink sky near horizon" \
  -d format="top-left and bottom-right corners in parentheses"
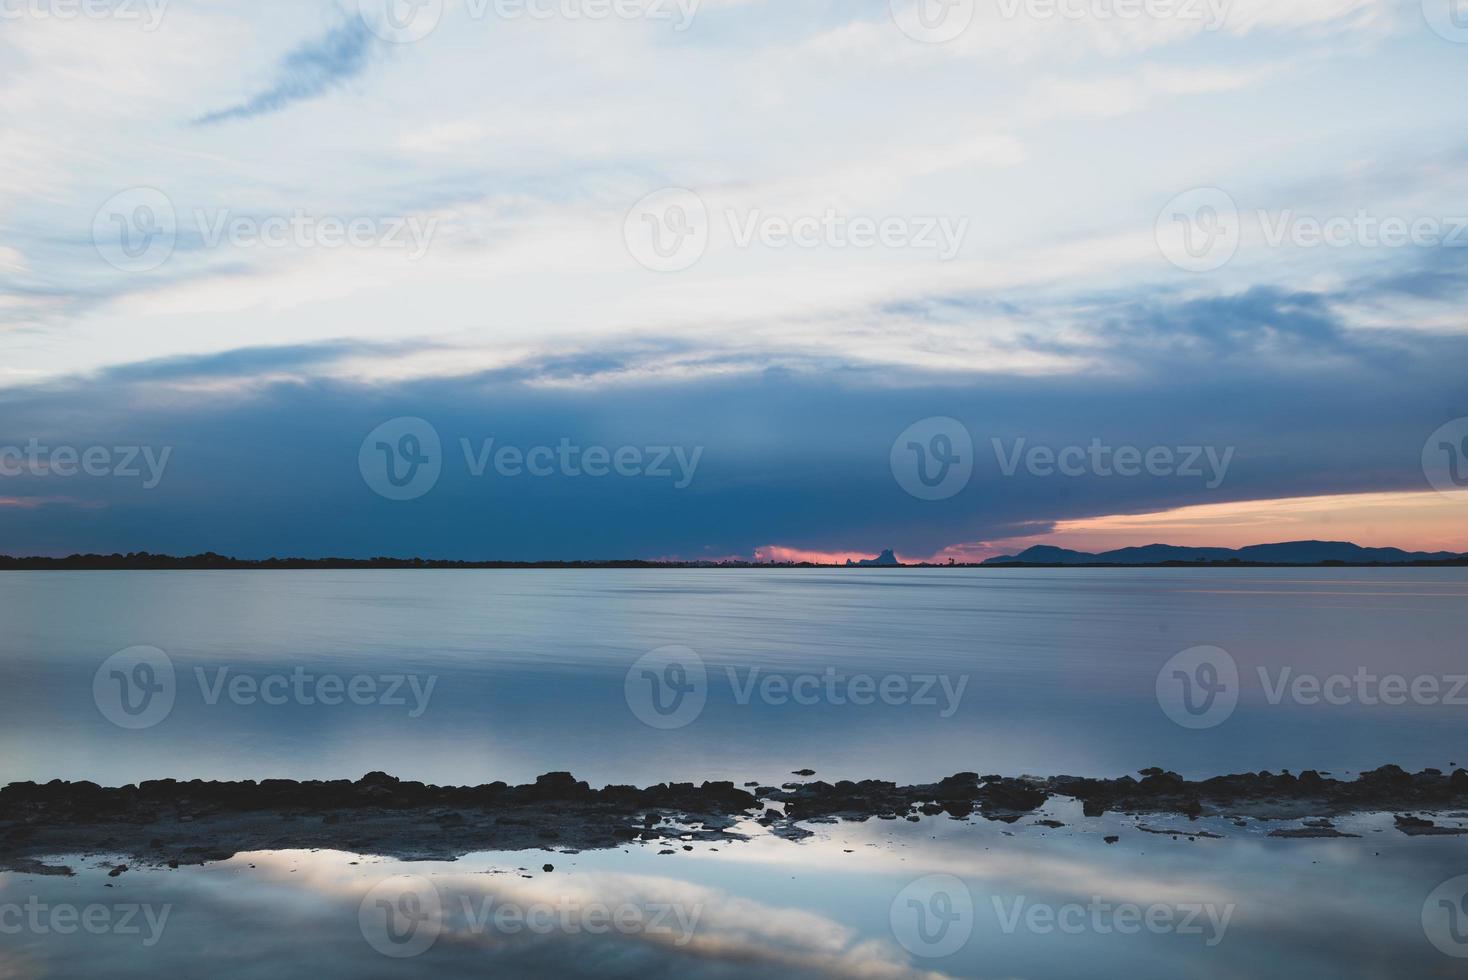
top-left (750, 489), bottom-right (1468, 564)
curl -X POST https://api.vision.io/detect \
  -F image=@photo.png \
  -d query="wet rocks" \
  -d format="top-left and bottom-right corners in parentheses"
top-left (1394, 814), bottom-right (1468, 836)
top-left (4, 764), bottom-right (1466, 872)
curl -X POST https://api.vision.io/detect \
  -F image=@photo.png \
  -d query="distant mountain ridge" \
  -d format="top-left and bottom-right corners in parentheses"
top-left (984, 541), bottom-right (1466, 566)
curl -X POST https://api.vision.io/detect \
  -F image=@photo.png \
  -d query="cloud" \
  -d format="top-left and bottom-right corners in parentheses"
top-left (0, 273), bottom-right (1463, 562)
top-left (192, 19), bottom-right (378, 125)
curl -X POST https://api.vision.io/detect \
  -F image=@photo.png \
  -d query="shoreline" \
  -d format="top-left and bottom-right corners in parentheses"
top-left (5, 765), bottom-right (1466, 875)
top-left (2, 557), bottom-right (1466, 571)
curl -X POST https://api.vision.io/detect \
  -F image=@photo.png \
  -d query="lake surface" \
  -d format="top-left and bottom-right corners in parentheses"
top-left (4, 568), bottom-right (1468, 977)
top-left (2, 567), bottom-right (1466, 787)
top-left (5, 810), bottom-right (1468, 978)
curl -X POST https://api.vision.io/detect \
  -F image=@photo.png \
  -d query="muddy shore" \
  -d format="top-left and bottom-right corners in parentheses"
top-left (3, 765), bottom-right (1466, 874)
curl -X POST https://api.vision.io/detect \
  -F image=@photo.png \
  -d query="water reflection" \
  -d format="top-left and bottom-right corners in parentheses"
top-left (5, 811), bottom-right (1467, 978)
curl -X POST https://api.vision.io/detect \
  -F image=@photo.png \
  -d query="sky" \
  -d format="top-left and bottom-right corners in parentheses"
top-left (1, 0), bottom-right (1466, 561)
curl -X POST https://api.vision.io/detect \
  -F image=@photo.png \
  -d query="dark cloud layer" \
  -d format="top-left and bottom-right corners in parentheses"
top-left (0, 311), bottom-right (1462, 559)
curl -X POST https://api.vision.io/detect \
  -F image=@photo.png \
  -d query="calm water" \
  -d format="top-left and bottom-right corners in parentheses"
top-left (4, 568), bottom-right (1468, 977)
top-left (2, 568), bottom-right (1466, 786)
top-left (5, 812), bottom-right (1468, 978)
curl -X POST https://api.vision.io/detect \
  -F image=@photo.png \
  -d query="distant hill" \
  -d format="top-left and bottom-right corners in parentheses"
top-left (846, 549), bottom-right (902, 567)
top-left (984, 541), bottom-right (1467, 566)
